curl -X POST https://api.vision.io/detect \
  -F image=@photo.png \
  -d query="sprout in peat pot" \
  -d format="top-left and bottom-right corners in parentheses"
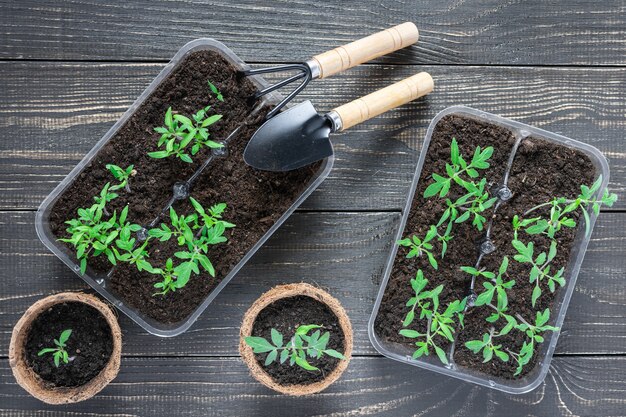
top-left (370, 108), bottom-right (618, 393)
top-left (37, 329), bottom-right (73, 368)
top-left (245, 325), bottom-right (346, 371)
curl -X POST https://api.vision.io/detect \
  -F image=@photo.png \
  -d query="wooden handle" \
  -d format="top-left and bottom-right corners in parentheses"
top-left (311, 22), bottom-right (419, 79)
top-left (331, 72), bottom-right (434, 131)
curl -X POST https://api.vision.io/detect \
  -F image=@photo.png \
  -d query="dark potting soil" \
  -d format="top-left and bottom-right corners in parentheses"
top-left (250, 295), bottom-right (345, 386)
top-left (374, 114), bottom-right (595, 380)
top-left (25, 302), bottom-right (113, 388)
top-left (48, 48), bottom-right (321, 324)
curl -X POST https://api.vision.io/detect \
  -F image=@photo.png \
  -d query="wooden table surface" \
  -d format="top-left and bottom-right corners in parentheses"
top-left (1, 1), bottom-right (625, 416)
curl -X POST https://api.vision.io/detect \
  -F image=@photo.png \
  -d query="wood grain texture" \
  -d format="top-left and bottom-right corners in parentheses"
top-left (0, 0), bottom-right (625, 65)
top-left (1, 211), bottom-right (624, 356)
top-left (1, 62), bottom-right (625, 211)
top-left (2, 356), bottom-right (626, 417)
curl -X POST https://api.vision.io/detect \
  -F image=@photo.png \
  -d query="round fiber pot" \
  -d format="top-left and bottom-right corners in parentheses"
top-left (9, 292), bottom-right (122, 404)
top-left (239, 283), bottom-right (352, 395)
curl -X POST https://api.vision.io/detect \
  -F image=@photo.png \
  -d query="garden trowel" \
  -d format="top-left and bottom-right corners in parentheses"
top-left (243, 72), bottom-right (434, 171)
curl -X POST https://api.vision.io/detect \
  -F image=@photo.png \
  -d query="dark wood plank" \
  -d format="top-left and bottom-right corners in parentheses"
top-left (1, 0), bottom-right (625, 65)
top-left (2, 211), bottom-right (625, 356)
top-left (1, 62), bottom-right (625, 211)
top-left (2, 356), bottom-right (626, 416)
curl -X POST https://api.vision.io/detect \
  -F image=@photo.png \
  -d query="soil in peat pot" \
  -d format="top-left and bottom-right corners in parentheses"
top-left (48, 48), bottom-right (321, 324)
top-left (374, 114), bottom-right (595, 379)
top-left (250, 296), bottom-right (345, 385)
top-left (25, 302), bottom-right (113, 388)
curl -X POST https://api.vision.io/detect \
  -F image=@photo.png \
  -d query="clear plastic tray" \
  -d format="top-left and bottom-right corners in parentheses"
top-left (35, 39), bottom-right (333, 337)
top-left (368, 105), bottom-right (610, 394)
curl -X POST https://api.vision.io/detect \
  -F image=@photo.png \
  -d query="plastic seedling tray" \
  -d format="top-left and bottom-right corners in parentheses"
top-left (368, 106), bottom-right (610, 394)
top-left (35, 39), bottom-right (333, 337)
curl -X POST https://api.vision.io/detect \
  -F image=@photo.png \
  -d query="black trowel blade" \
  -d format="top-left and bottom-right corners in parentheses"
top-left (243, 101), bottom-right (334, 172)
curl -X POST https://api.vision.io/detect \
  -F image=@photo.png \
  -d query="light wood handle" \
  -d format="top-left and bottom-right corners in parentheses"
top-left (331, 72), bottom-right (434, 131)
top-left (311, 22), bottom-right (419, 79)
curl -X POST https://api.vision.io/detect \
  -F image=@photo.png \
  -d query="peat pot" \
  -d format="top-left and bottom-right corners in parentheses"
top-left (240, 283), bottom-right (353, 395)
top-left (10, 292), bottom-right (122, 404)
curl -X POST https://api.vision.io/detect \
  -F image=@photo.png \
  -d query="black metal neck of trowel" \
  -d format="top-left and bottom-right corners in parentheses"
top-left (324, 110), bottom-right (343, 133)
